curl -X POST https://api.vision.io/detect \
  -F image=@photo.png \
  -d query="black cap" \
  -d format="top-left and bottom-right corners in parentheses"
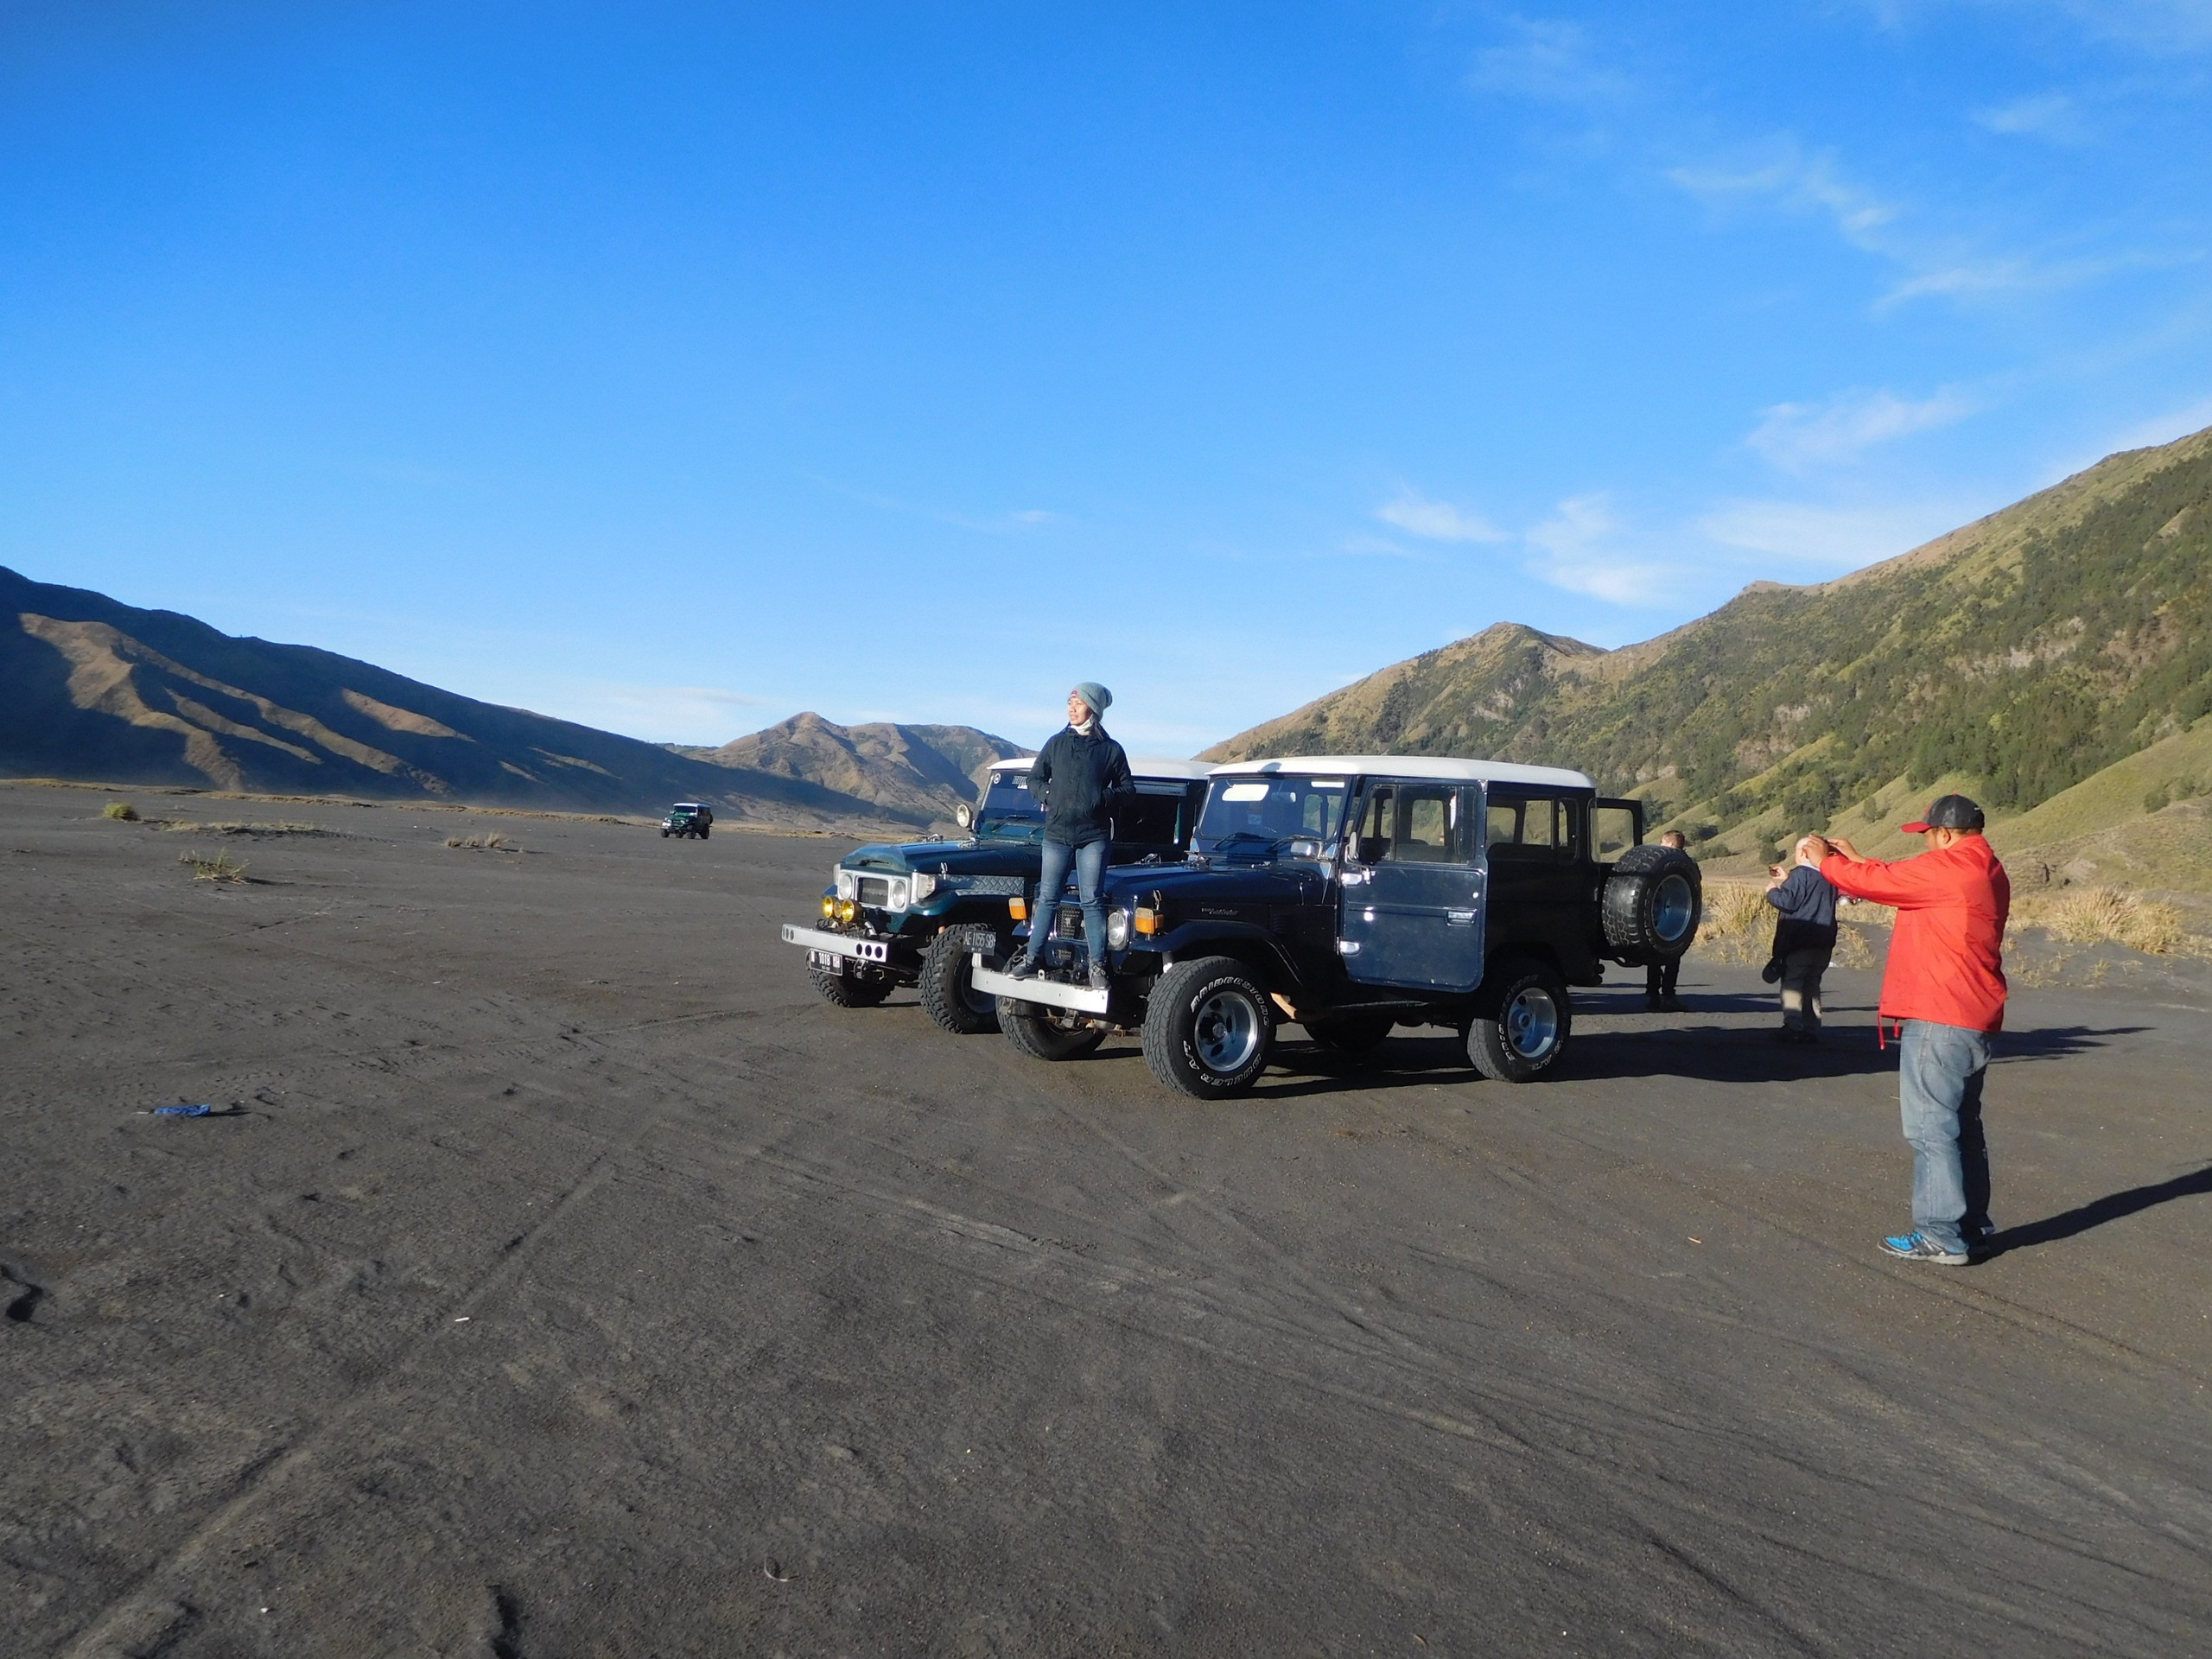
top-left (1900, 793), bottom-right (1985, 834)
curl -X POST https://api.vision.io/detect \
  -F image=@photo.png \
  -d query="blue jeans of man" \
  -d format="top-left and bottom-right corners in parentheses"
top-left (1899, 1019), bottom-right (1993, 1255)
top-left (1030, 836), bottom-right (1108, 969)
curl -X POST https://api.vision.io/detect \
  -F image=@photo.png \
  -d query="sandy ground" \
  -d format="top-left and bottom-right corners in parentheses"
top-left (3, 782), bottom-right (2208, 1658)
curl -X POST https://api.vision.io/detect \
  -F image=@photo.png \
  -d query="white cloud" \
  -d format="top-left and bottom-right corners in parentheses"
top-left (1747, 385), bottom-right (1980, 470)
top-left (1524, 496), bottom-right (1676, 605)
top-left (1667, 139), bottom-right (2126, 310)
top-left (1376, 489), bottom-right (1510, 543)
top-left (1466, 17), bottom-right (1631, 105)
top-left (1696, 499), bottom-right (1969, 570)
top-left (1973, 92), bottom-right (2089, 143)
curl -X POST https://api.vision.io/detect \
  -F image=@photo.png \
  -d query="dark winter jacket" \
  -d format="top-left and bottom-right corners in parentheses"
top-left (1765, 864), bottom-right (1839, 957)
top-left (1029, 725), bottom-right (1133, 847)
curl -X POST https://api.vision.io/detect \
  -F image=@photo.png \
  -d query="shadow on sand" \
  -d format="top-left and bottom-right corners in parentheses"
top-left (1985, 1163), bottom-right (2212, 1257)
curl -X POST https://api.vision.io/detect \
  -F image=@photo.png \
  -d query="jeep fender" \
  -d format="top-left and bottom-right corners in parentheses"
top-left (1148, 922), bottom-right (1309, 997)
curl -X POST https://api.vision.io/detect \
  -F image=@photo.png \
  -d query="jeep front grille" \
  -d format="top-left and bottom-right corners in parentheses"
top-left (857, 876), bottom-right (893, 907)
top-left (1053, 904), bottom-right (1084, 939)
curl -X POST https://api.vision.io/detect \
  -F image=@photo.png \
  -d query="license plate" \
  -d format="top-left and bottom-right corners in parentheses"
top-left (810, 950), bottom-right (842, 973)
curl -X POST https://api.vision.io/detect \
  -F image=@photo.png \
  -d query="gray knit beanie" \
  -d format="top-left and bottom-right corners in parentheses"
top-left (1071, 681), bottom-right (1112, 716)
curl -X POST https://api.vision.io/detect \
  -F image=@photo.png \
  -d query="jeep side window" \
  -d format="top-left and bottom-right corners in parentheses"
top-left (1489, 796), bottom-right (1575, 860)
top-left (1353, 785), bottom-right (1393, 864)
top-left (1382, 785), bottom-right (1470, 863)
top-left (1592, 804), bottom-right (1638, 860)
top-left (1113, 789), bottom-right (1183, 845)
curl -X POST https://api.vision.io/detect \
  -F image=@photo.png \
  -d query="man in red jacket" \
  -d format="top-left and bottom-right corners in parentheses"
top-left (1808, 794), bottom-right (2010, 1266)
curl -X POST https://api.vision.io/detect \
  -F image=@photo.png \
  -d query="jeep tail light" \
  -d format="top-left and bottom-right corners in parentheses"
top-left (1134, 906), bottom-right (1161, 936)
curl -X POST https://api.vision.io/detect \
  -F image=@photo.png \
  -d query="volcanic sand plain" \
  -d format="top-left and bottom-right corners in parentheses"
top-left (3, 780), bottom-right (2209, 1656)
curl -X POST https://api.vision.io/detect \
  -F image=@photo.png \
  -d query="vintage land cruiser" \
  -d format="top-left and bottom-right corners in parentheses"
top-left (779, 756), bottom-right (1212, 1034)
top-left (661, 802), bottom-right (714, 839)
top-left (969, 755), bottom-right (1701, 1098)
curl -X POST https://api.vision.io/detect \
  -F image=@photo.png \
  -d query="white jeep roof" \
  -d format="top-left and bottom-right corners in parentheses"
top-left (1208, 754), bottom-right (1598, 790)
top-left (988, 755), bottom-right (1211, 780)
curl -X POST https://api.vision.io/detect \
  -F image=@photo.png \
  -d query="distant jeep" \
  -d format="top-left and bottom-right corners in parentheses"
top-left (661, 802), bottom-right (714, 839)
top-left (779, 758), bottom-right (1213, 1034)
top-left (969, 755), bottom-right (1700, 1097)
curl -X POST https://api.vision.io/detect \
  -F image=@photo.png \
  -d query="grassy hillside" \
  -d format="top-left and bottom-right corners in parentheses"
top-left (1207, 425), bottom-right (2212, 889)
top-left (703, 713), bottom-right (1029, 824)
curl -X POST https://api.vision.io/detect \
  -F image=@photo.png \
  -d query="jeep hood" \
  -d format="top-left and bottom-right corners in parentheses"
top-left (838, 838), bottom-right (1042, 876)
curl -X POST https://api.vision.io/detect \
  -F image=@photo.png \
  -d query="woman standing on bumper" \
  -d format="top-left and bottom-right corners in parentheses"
top-left (1010, 682), bottom-right (1132, 991)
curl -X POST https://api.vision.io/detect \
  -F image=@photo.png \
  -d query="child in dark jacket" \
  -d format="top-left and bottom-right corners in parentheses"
top-left (1764, 836), bottom-right (1839, 1043)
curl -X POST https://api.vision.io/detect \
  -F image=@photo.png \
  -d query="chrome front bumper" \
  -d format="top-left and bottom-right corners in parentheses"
top-left (780, 924), bottom-right (893, 964)
top-left (969, 955), bottom-right (1112, 1016)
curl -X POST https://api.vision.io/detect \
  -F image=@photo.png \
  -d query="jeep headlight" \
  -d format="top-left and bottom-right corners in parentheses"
top-left (835, 868), bottom-right (857, 900)
top-left (1105, 908), bottom-right (1131, 950)
top-left (886, 877), bottom-right (911, 911)
top-left (910, 872), bottom-right (938, 902)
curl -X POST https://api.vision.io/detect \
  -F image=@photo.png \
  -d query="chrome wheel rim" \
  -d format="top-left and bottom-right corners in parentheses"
top-left (1504, 987), bottom-right (1560, 1058)
top-left (1652, 874), bottom-right (1696, 944)
top-left (1192, 988), bottom-right (1262, 1073)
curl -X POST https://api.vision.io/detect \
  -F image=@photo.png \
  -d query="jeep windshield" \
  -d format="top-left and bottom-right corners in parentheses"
top-left (973, 772), bottom-right (1046, 842)
top-left (1195, 775), bottom-right (1349, 858)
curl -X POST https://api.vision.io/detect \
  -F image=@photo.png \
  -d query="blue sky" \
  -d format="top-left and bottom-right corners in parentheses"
top-left (4, 2), bottom-right (2209, 756)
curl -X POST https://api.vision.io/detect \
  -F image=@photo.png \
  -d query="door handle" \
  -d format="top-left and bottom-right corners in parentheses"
top-left (1446, 910), bottom-right (1478, 925)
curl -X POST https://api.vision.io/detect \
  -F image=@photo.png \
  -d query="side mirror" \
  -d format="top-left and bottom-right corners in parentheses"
top-left (1286, 836), bottom-right (1322, 861)
top-left (955, 802), bottom-right (975, 830)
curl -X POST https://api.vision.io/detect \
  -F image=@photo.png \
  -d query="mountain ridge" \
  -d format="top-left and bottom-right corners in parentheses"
top-left (1205, 423), bottom-right (2212, 888)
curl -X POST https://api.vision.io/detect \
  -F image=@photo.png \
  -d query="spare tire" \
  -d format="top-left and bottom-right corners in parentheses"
top-left (1601, 842), bottom-right (1702, 963)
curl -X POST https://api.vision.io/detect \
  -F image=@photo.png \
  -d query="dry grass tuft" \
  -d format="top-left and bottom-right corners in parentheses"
top-left (179, 850), bottom-right (250, 883)
top-left (445, 833), bottom-right (512, 851)
top-left (2012, 886), bottom-right (2195, 957)
top-left (103, 801), bottom-right (138, 821)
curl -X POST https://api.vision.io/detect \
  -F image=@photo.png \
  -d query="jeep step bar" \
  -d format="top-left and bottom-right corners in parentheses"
top-left (969, 954), bottom-right (1112, 1016)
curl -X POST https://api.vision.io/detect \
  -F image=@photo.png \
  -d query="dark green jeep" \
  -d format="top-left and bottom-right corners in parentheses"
top-left (780, 757), bottom-right (1211, 1034)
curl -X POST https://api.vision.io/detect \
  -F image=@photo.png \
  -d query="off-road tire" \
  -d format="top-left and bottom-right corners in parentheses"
top-left (1601, 842), bottom-right (1702, 963)
top-left (1306, 1013), bottom-right (1395, 1061)
top-left (920, 925), bottom-right (1001, 1035)
top-left (697, 826), bottom-right (709, 839)
top-left (1466, 957), bottom-right (1571, 1083)
top-left (809, 962), bottom-right (893, 1008)
top-left (1143, 956), bottom-right (1276, 1100)
top-left (999, 1001), bottom-right (1107, 1061)
top-left (660, 828), bottom-right (670, 837)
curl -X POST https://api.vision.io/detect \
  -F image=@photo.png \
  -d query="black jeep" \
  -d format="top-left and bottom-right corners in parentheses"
top-left (969, 755), bottom-right (1700, 1097)
top-left (661, 802), bottom-right (713, 839)
top-left (779, 758), bottom-right (1212, 1034)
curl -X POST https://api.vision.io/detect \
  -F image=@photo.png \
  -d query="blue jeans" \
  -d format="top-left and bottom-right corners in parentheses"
top-left (1029, 837), bottom-right (1108, 967)
top-left (1899, 1020), bottom-right (1993, 1255)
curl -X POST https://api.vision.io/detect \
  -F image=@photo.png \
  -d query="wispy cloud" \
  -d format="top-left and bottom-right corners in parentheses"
top-left (1973, 92), bottom-right (2090, 143)
top-left (1746, 385), bottom-right (1980, 470)
top-left (1667, 138), bottom-right (2138, 309)
top-left (1466, 17), bottom-right (1632, 105)
top-left (1376, 488), bottom-right (1510, 543)
top-left (1696, 498), bottom-right (1967, 570)
top-left (1524, 496), bottom-right (1676, 605)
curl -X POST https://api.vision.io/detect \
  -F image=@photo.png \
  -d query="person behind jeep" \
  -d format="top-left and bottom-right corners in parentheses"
top-left (1009, 681), bottom-right (1132, 990)
top-left (1644, 829), bottom-right (1690, 1010)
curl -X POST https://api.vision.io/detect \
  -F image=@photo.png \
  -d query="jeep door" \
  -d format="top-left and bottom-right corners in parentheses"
top-left (1337, 780), bottom-right (1484, 993)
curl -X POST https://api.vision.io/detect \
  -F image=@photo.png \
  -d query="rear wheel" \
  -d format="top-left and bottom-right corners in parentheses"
top-left (1466, 958), bottom-right (1571, 1083)
top-left (809, 961), bottom-right (893, 1008)
top-left (999, 1001), bottom-right (1107, 1061)
top-left (919, 925), bottom-right (1001, 1035)
top-left (1143, 957), bottom-right (1275, 1099)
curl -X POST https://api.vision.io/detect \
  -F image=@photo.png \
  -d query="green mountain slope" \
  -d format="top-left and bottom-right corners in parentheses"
top-left (1206, 423), bottom-right (2212, 885)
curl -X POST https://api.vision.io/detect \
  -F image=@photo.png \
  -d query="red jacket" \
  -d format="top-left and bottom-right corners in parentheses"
top-left (1821, 835), bottom-right (2010, 1032)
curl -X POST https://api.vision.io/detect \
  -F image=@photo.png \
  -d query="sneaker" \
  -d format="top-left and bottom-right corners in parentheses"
top-left (1006, 953), bottom-right (1040, 980)
top-left (1878, 1231), bottom-right (1969, 1266)
top-left (1087, 965), bottom-right (1109, 994)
